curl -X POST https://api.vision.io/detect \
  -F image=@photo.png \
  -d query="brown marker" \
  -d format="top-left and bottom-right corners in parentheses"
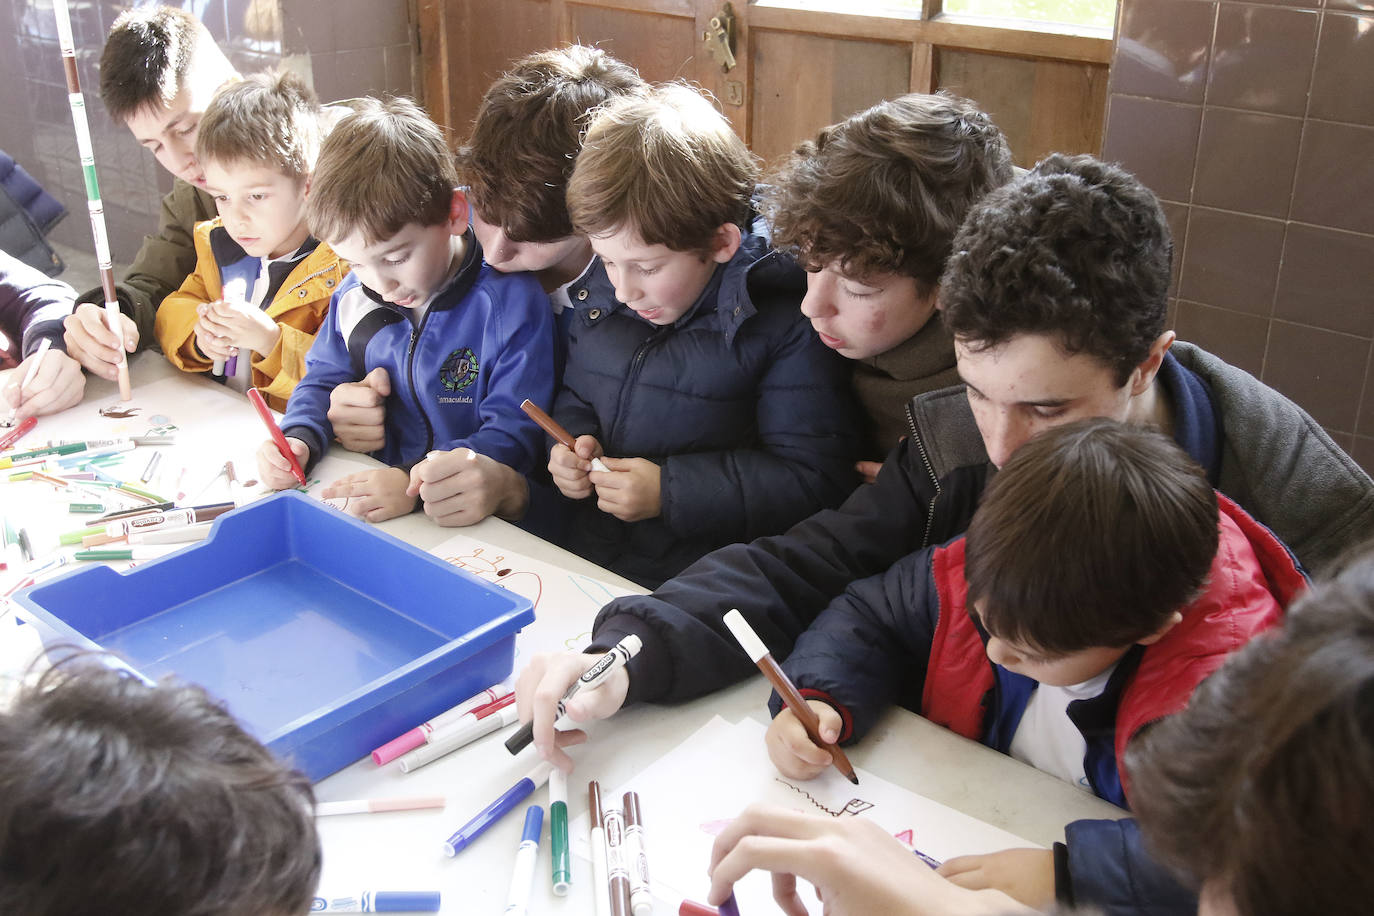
top-left (520, 399), bottom-right (610, 471)
top-left (723, 608), bottom-right (859, 785)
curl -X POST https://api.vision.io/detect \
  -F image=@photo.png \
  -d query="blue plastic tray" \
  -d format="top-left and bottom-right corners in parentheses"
top-left (14, 491), bottom-right (534, 781)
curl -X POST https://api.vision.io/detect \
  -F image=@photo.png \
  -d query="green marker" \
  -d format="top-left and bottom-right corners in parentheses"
top-left (59, 524), bottom-right (105, 546)
top-left (73, 547), bottom-right (171, 562)
top-left (550, 766), bottom-right (571, 895)
top-left (68, 502), bottom-right (105, 514)
top-left (0, 441), bottom-right (85, 469)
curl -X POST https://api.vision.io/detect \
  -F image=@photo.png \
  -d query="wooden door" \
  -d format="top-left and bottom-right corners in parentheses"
top-left (417, 0), bottom-right (1113, 170)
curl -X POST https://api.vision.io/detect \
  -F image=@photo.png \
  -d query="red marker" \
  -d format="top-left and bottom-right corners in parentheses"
top-left (0, 415), bottom-right (37, 450)
top-left (247, 387), bottom-right (306, 486)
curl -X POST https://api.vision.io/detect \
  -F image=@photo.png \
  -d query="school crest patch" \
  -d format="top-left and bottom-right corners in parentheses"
top-left (439, 347), bottom-right (479, 392)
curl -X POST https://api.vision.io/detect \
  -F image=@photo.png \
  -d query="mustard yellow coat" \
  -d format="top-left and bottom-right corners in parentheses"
top-left (154, 218), bottom-right (347, 411)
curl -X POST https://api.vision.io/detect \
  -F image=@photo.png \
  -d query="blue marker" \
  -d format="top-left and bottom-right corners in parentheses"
top-left (443, 761), bottom-right (554, 856)
top-left (505, 805), bottom-right (544, 916)
top-left (310, 891), bottom-right (441, 912)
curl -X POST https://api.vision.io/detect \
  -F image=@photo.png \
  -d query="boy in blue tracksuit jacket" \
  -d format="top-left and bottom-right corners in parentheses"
top-left (544, 85), bottom-right (860, 589)
top-left (767, 419), bottom-right (1305, 916)
top-left (256, 98), bottom-right (553, 525)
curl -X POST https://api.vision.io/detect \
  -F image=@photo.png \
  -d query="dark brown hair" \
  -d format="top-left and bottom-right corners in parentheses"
top-left (99, 6), bottom-right (209, 123)
top-left (0, 659), bottom-right (320, 916)
top-left (567, 83), bottom-right (758, 255)
top-left (940, 154), bottom-right (1172, 386)
top-left (763, 91), bottom-right (1012, 292)
top-left (1127, 552), bottom-right (1374, 916)
top-left (457, 45), bottom-right (646, 243)
top-left (965, 418), bottom-right (1218, 654)
top-left (306, 96), bottom-right (457, 246)
top-left (195, 70), bottom-right (321, 179)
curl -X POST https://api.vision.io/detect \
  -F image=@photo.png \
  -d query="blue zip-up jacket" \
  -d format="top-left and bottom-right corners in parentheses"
top-left (282, 231), bottom-right (554, 474)
top-left (545, 220), bottom-right (860, 588)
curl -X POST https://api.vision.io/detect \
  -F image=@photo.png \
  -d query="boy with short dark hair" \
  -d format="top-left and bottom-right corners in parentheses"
top-left (545, 83), bottom-right (859, 588)
top-left (1128, 549), bottom-right (1374, 916)
top-left (0, 661), bottom-right (319, 916)
top-left (767, 418), bottom-right (1304, 911)
top-left (65, 7), bottom-right (237, 377)
top-left (154, 70), bottom-right (342, 410)
top-left (763, 92), bottom-right (1013, 463)
top-left (258, 97), bottom-right (554, 527)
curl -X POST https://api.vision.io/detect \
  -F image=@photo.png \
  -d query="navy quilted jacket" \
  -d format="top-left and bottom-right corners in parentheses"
top-left (548, 218), bottom-right (860, 588)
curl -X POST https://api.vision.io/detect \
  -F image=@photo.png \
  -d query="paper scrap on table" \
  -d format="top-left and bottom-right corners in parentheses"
top-left (569, 716), bottom-right (1037, 915)
top-left (426, 531), bottom-right (638, 660)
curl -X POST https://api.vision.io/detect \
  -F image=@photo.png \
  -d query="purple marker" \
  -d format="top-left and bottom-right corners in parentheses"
top-left (717, 893), bottom-right (742, 916)
top-left (442, 762), bottom-right (554, 856)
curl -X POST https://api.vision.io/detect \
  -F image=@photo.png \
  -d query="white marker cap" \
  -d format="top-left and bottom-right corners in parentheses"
top-left (723, 609), bottom-right (768, 662)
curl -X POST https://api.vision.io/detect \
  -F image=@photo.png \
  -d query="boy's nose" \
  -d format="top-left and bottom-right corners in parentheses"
top-left (800, 276), bottom-right (835, 319)
top-left (985, 636), bottom-right (1018, 668)
top-left (981, 410), bottom-right (1029, 469)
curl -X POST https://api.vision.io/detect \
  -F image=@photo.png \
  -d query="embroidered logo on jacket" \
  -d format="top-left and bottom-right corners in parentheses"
top-left (439, 347), bottom-right (479, 393)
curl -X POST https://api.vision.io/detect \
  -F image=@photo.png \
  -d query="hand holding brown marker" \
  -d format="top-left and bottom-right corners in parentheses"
top-left (520, 399), bottom-right (610, 472)
top-left (723, 608), bottom-right (859, 785)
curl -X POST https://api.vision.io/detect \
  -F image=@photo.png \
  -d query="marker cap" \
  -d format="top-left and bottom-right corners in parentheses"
top-left (373, 891), bottom-right (442, 912)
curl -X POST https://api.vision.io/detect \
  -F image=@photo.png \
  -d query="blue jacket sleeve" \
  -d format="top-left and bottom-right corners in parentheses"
top-left (281, 292), bottom-right (355, 470)
top-left (660, 313), bottom-right (859, 543)
top-left (770, 548), bottom-right (940, 742)
top-left (0, 249), bottom-right (73, 360)
top-left (1060, 818), bottom-right (1197, 916)
top-left (439, 284), bottom-right (553, 475)
top-left (588, 435), bottom-right (951, 705)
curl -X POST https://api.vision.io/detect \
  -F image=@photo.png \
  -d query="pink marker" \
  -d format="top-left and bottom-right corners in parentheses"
top-left (371, 684), bottom-right (512, 765)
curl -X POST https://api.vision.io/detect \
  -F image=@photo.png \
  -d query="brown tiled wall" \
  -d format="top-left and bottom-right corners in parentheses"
top-left (2, 0), bottom-right (414, 264)
top-left (1103, 0), bottom-right (1374, 476)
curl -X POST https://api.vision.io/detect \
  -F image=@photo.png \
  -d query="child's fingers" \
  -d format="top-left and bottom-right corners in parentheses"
top-left (813, 702), bottom-right (843, 745)
top-left (573, 434), bottom-right (603, 462)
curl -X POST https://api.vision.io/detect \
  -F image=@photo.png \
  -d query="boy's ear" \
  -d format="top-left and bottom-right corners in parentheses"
top-left (1128, 330), bottom-right (1176, 396)
top-left (1136, 610), bottom-right (1184, 646)
top-left (448, 188), bottom-right (469, 234)
top-left (709, 222), bottom-right (743, 264)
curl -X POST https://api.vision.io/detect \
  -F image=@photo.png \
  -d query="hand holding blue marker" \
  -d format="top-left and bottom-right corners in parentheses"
top-left (505, 634), bottom-right (643, 755)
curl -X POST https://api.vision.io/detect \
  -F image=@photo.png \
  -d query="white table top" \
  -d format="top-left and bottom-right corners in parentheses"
top-left (2, 353), bottom-right (1125, 913)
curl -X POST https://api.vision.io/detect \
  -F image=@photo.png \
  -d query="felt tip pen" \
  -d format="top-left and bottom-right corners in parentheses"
top-left (5, 338), bottom-right (51, 425)
top-left (519, 399), bottom-right (611, 472)
top-left (723, 609), bottom-right (858, 785)
top-left (623, 791), bottom-right (652, 916)
top-left (679, 902), bottom-right (720, 916)
top-left (397, 700), bottom-right (519, 773)
top-left (371, 683), bottom-right (512, 764)
top-left (314, 796), bottom-right (446, 817)
top-left (100, 502), bottom-right (176, 522)
top-left (0, 415), bottom-right (37, 449)
top-left (504, 805), bottom-right (543, 916)
top-left (717, 893), bottom-right (742, 916)
top-left (0, 441), bottom-right (86, 469)
top-left (442, 761), bottom-right (554, 857)
top-left (104, 502), bottom-right (235, 538)
top-left (248, 387), bottom-right (307, 486)
top-left (73, 546), bottom-right (179, 562)
top-left (604, 801), bottom-right (633, 916)
top-left (309, 891), bottom-right (441, 912)
top-left (589, 781), bottom-right (611, 916)
top-left (550, 766), bottom-right (571, 895)
top-left (127, 523), bottom-right (213, 546)
top-left (53, 434), bottom-right (175, 447)
top-left (505, 634), bottom-right (643, 755)
top-left (53, 441), bottom-right (137, 466)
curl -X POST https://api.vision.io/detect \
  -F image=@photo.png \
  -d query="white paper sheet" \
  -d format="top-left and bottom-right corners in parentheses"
top-left (569, 716), bottom-right (1037, 914)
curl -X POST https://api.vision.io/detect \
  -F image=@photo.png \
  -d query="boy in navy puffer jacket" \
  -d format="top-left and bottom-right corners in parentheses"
top-left (545, 84), bottom-right (860, 588)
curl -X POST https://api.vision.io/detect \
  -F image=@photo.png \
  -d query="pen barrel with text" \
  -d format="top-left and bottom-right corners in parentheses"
top-left (504, 635), bottom-right (643, 755)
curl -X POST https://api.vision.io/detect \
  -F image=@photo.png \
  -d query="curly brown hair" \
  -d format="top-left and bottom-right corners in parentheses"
top-left (457, 46), bottom-right (646, 243)
top-left (762, 92), bottom-right (1012, 291)
top-left (940, 154), bottom-right (1172, 386)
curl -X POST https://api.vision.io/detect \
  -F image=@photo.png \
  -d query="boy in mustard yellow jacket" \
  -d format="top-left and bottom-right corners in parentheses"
top-left (155, 70), bottom-right (344, 411)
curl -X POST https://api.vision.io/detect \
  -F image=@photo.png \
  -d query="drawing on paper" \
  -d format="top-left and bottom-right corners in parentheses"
top-left (444, 547), bottom-right (544, 608)
top-left (774, 778), bottom-right (874, 818)
top-left (98, 405), bottom-right (140, 418)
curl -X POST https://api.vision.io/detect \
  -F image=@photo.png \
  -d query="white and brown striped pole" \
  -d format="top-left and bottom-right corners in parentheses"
top-left (53, 0), bottom-right (132, 400)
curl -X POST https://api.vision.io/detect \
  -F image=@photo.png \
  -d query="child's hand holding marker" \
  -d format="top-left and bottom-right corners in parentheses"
top-left (255, 436), bottom-right (311, 491)
top-left (62, 302), bottom-right (138, 382)
top-left (3, 340), bottom-right (85, 422)
top-left (548, 435), bottom-right (608, 500)
top-left (589, 456), bottom-right (662, 523)
top-left (201, 295), bottom-right (282, 358)
top-left (512, 647), bottom-right (633, 773)
top-left (320, 467), bottom-right (415, 522)
top-left (765, 700), bottom-right (846, 780)
top-left (406, 448), bottom-right (529, 527)
top-left (327, 367), bottom-right (390, 453)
